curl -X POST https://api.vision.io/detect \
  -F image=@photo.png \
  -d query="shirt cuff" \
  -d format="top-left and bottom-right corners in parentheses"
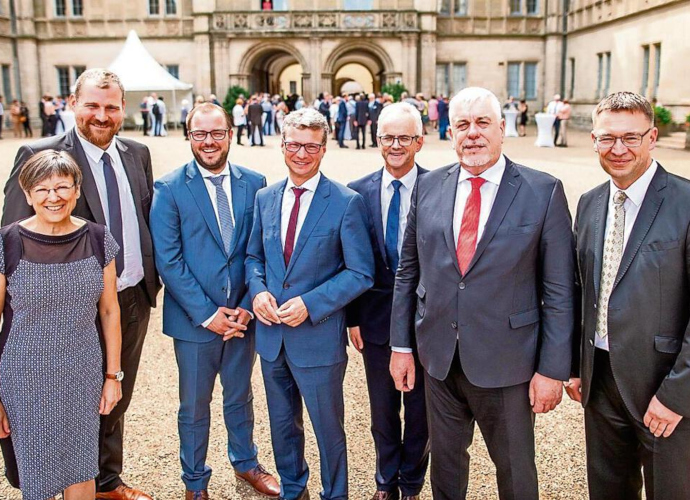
top-left (202, 311), bottom-right (216, 328)
top-left (391, 347), bottom-right (413, 354)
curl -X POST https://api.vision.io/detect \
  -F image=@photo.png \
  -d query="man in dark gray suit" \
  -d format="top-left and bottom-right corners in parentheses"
top-left (390, 87), bottom-right (575, 500)
top-left (2, 69), bottom-right (159, 500)
top-left (566, 92), bottom-right (690, 499)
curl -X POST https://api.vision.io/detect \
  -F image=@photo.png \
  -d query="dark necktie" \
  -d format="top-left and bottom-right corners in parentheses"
top-left (385, 180), bottom-right (403, 272)
top-left (456, 177), bottom-right (486, 275)
top-left (284, 187), bottom-right (306, 266)
top-left (208, 175), bottom-right (234, 255)
top-left (101, 152), bottom-right (124, 276)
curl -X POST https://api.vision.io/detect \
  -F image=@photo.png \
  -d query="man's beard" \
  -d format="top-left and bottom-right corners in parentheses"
top-left (192, 148), bottom-right (229, 172)
top-left (78, 119), bottom-right (120, 148)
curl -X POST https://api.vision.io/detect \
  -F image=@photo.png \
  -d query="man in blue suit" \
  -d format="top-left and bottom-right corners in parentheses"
top-left (347, 102), bottom-right (429, 500)
top-left (150, 103), bottom-right (279, 500)
top-left (246, 107), bottom-right (375, 500)
top-left (336, 94), bottom-right (349, 149)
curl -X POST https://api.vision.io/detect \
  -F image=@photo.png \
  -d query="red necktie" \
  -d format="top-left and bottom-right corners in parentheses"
top-left (456, 177), bottom-right (486, 274)
top-left (284, 187), bottom-right (307, 266)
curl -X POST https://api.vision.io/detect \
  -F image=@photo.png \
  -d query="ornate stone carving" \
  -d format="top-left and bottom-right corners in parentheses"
top-left (403, 13), bottom-right (416, 28)
top-left (343, 14), bottom-right (375, 29)
top-left (233, 14), bottom-right (248, 29)
top-left (72, 22), bottom-right (87, 37)
top-left (382, 13), bottom-right (396, 28)
top-left (53, 23), bottom-right (66, 37)
top-left (255, 14), bottom-right (288, 29)
top-left (318, 13), bottom-right (336, 28)
top-left (294, 14), bottom-right (313, 28)
top-left (166, 22), bottom-right (180, 35)
top-left (214, 15), bottom-right (226, 29)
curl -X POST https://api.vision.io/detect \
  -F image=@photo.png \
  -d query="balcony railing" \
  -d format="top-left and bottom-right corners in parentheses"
top-left (211, 10), bottom-right (419, 33)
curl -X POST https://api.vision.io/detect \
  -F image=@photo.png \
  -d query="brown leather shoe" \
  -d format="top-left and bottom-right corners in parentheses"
top-left (235, 464), bottom-right (280, 498)
top-left (371, 491), bottom-right (400, 500)
top-left (95, 484), bottom-right (153, 500)
top-left (185, 490), bottom-right (209, 500)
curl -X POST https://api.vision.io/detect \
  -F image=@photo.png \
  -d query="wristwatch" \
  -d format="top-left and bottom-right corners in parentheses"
top-left (105, 371), bottom-right (125, 382)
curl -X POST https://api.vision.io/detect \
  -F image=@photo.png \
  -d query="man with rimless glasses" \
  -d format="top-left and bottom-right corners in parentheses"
top-left (346, 102), bottom-right (429, 500)
top-left (246, 108), bottom-right (374, 500)
top-left (150, 102), bottom-right (279, 499)
top-left (566, 92), bottom-right (690, 499)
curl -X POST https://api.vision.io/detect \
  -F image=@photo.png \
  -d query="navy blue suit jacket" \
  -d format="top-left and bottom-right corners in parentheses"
top-left (337, 100), bottom-right (348, 123)
top-left (245, 174), bottom-right (375, 367)
top-left (151, 160), bottom-right (266, 343)
top-left (346, 165), bottom-right (429, 344)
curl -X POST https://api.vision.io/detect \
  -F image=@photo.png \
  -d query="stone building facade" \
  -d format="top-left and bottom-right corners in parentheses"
top-left (0, 0), bottom-right (688, 125)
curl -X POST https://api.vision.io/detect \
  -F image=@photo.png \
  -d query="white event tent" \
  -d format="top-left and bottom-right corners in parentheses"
top-left (108, 30), bottom-right (193, 130)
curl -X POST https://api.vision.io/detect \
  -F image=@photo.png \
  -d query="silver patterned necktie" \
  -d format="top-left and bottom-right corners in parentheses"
top-left (596, 190), bottom-right (627, 338)
top-left (208, 174), bottom-right (234, 300)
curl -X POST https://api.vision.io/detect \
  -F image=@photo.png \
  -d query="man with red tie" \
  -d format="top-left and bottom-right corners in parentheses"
top-left (389, 87), bottom-right (576, 499)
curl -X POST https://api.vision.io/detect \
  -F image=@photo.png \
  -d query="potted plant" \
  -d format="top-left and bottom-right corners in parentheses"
top-left (654, 105), bottom-right (673, 137)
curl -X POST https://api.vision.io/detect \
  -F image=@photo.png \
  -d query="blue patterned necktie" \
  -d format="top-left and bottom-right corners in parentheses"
top-left (208, 174), bottom-right (234, 255)
top-left (101, 153), bottom-right (124, 276)
top-left (385, 180), bottom-right (403, 272)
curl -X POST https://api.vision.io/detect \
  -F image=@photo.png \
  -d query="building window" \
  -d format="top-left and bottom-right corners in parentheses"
top-left (55, 0), bottom-right (66, 17)
top-left (439, 0), bottom-right (451, 15)
top-left (603, 52), bottom-right (611, 97)
top-left (57, 66), bottom-right (70, 97)
top-left (344, 0), bottom-right (373, 9)
top-left (73, 66), bottom-right (86, 82)
top-left (436, 64), bottom-right (450, 97)
top-left (436, 62), bottom-right (467, 97)
top-left (507, 62), bottom-right (520, 97)
top-left (72, 0), bottom-right (83, 16)
top-left (166, 65), bottom-right (179, 79)
top-left (2, 65), bottom-right (12, 102)
top-left (596, 53), bottom-right (603, 99)
top-left (526, 0), bottom-right (538, 14)
top-left (653, 43), bottom-right (661, 98)
top-left (148, 0), bottom-right (160, 15)
top-left (510, 0), bottom-right (522, 15)
top-left (456, 0), bottom-right (468, 15)
top-left (272, 0), bottom-right (289, 9)
top-left (569, 58), bottom-right (575, 99)
top-left (452, 63), bottom-right (467, 92)
top-left (289, 81), bottom-right (297, 95)
top-left (165, 0), bottom-right (176, 15)
top-left (439, 0), bottom-right (467, 15)
top-left (640, 45), bottom-right (650, 96)
top-left (523, 62), bottom-right (537, 100)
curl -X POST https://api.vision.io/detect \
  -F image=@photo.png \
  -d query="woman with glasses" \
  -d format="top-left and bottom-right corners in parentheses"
top-left (0, 150), bottom-right (122, 500)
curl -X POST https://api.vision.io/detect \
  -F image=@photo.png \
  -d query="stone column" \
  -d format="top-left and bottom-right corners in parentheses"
top-left (309, 36), bottom-right (322, 101)
top-left (213, 37), bottom-right (230, 101)
top-left (419, 33), bottom-right (437, 98)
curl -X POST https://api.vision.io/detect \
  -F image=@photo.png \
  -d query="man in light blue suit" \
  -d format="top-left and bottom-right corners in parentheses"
top-left (246, 108), bottom-right (375, 500)
top-left (150, 103), bottom-right (279, 500)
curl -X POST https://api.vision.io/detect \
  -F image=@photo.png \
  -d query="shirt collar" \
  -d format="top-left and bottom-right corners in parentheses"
top-left (382, 164), bottom-right (419, 191)
top-left (199, 161), bottom-right (231, 179)
top-left (458, 154), bottom-right (506, 186)
top-left (608, 160), bottom-right (658, 208)
top-left (77, 131), bottom-right (120, 165)
top-left (286, 171), bottom-right (321, 193)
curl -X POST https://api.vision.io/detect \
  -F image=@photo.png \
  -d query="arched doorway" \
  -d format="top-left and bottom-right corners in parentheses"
top-left (238, 42), bottom-right (310, 97)
top-left (335, 63), bottom-right (374, 95)
top-left (323, 41), bottom-right (395, 96)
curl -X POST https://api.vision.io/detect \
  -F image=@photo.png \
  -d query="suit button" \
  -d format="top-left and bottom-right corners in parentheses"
top-left (589, 339), bottom-right (594, 346)
top-left (593, 302), bottom-right (597, 309)
top-left (283, 283), bottom-right (290, 289)
top-left (228, 260), bottom-right (233, 266)
top-left (458, 282), bottom-right (466, 290)
top-left (451, 321), bottom-right (458, 329)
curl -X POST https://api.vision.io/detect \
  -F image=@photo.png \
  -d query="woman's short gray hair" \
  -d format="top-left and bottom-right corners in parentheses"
top-left (281, 108), bottom-right (329, 144)
top-left (19, 150), bottom-right (83, 193)
top-left (377, 102), bottom-right (423, 136)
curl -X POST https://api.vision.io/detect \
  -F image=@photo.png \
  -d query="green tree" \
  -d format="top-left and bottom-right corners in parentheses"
top-left (381, 82), bottom-right (408, 103)
top-left (223, 85), bottom-right (249, 116)
top-left (654, 105), bottom-right (672, 125)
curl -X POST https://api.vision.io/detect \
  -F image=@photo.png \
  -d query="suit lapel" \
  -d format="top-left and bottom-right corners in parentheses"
top-left (271, 181), bottom-right (288, 276)
top-left (463, 160), bottom-right (522, 276)
top-left (613, 166), bottom-right (667, 290)
top-left (592, 184), bottom-right (609, 299)
top-left (116, 139), bottom-right (143, 216)
top-left (228, 164), bottom-right (247, 257)
top-left (441, 164), bottom-right (462, 275)
top-left (286, 175), bottom-right (330, 276)
top-left (185, 161), bottom-right (226, 254)
top-left (368, 169), bottom-right (387, 266)
top-left (68, 129), bottom-right (106, 224)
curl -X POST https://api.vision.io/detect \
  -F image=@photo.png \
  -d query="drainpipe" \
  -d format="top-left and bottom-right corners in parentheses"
top-left (560, 0), bottom-right (568, 97)
top-left (9, 0), bottom-right (22, 101)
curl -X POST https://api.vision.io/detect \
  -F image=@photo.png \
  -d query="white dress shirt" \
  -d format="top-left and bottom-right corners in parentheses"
top-left (392, 156), bottom-right (506, 353)
top-left (595, 160), bottom-right (658, 351)
top-left (281, 172), bottom-right (322, 249)
top-left (77, 133), bottom-right (144, 292)
top-left (381, 166), bottom-right (419, 256)
top-left (199, 162), bottom-right (238, 328)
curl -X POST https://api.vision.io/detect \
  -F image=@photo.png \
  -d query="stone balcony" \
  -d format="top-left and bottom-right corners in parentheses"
top-left (211, 10), bottom-right (419, 35)
top-left (436, 15), bottom-right (545, 36)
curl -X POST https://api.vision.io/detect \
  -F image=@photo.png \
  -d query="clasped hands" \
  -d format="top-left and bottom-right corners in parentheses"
top-left (252, 291), bottom-right (308, 327)
top-left (207, 306), bottom-right (252, 340)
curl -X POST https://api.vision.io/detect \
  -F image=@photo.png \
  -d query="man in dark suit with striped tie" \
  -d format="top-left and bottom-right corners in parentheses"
top-left (347, 102), bottom-right (429, 500)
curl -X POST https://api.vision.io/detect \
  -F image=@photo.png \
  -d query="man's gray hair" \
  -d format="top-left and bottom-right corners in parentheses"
top-left (377, 102), bottom-right (423, 136)
top-left (449, 87), bottom-right (502, 124)
top-left (592, 91), bottom-right (654, 126)
top-left (281, 107), bottom-right (329, 144)
top-left (74, 68), bottom-right (125, 101)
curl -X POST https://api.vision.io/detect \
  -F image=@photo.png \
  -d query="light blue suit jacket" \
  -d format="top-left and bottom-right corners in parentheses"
top-left (245, 174), bottom-right (375, 367)
top-left (151, 160), bottom-right (266, 343)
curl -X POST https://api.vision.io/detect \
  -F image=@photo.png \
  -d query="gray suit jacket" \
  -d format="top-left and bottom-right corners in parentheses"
top-left (574, 164), bottom-right (690, 420)
top-left (1, 127), bottom-right (160, 306)
top-left (390, 157), bottom-right (576, 387)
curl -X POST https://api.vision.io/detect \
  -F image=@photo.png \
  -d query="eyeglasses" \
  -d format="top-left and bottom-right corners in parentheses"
top-left (282, 141), bottom-right (323, 154)
top-left (189, 129), bottom-right (229, 141)
top-left (377, 135), bottom-right (419, 147)
top-left (594, 128), bottom-right (653, 149)
top-left (31, 184), bottom-right (75, 198)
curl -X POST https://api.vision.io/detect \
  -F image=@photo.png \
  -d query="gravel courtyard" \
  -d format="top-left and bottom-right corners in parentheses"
top-left (1, 126), bottom-right (688, 499)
